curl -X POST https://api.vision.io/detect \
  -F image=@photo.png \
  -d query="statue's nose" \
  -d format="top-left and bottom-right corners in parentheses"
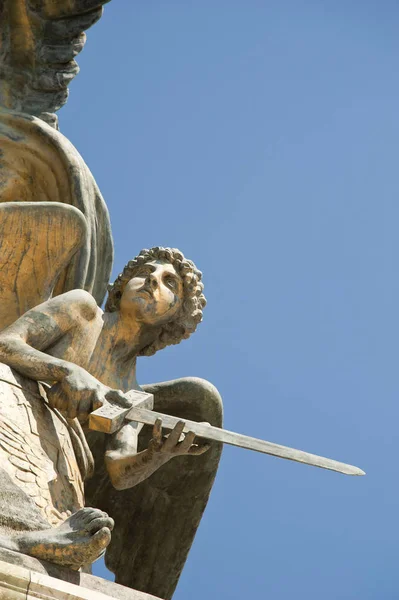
top-left (147, 274), bottom-right (158, 289)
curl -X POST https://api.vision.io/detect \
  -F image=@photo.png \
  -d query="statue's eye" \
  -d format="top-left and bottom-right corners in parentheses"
top-left (165, 276), bottom-right (177, 290)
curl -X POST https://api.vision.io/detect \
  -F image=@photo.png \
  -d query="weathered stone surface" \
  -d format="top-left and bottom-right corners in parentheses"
top-left (0, 559), bottom-right (29, 600)
top-left (0, 108), bottom-right (114, 306)
top-left (0, 364), bottom-right (113, 570)
top-left (89, 376), bottom-right (223, 600)
top-left (0, 550), bottom-right (161, 599)
top-left (0, 5), bottom-right (224, 593)
top-left (0, 0), bottom-right (111, 128)
top-left (0, 364), bottom-right (84, 529)
top-left (0, 203), bottom-right (87, 331)
top-left (0, 242), bottom-right (221, 596)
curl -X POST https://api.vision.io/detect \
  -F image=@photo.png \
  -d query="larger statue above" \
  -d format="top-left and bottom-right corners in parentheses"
top-left (0, 0), bottom-right (114, 305)
top-left (0, 0), bottom-right (110, 128)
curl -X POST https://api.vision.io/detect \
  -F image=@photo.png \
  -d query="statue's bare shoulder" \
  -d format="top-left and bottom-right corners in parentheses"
top-left (49, 289), bottom-right (100, 323)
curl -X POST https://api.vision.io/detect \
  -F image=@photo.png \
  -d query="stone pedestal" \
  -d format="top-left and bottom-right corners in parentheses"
top-left (0, 549), bottom-right (161, 600)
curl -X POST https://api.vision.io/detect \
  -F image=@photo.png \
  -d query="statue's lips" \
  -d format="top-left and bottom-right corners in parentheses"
top-left (137, 288), bottom-right (153, 298)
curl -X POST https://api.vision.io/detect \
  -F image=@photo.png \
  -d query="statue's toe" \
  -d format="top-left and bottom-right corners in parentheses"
top-left (85, 513), bottom-right (114, 534)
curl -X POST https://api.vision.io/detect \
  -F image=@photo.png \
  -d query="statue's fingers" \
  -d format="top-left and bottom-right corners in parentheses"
top-left (163, 421), bottom-right (185, 452)
top-left (149, 420), bottom-right (163, 453)
top-left (47, 384), bottom-right (63, 410)
top-left (177, 431), bottom-right (196, 453)
top-left (77, 411), bottom-right (89, 425)
top-left (46, 389), bottom-right (56, 408)
top-left (67, 401), bottom-right (78, 420)
top-left (54, 395), bottom-right (68, 414)
top-left (92, 390), bottom-right (105, 411)
top-left (188, 443), bottom-right (211, 456)
top-left (148, 437), bottom-right (163, 454)
top-left (70, 397), bottom-right (91, 422)
top-left (105, 389), bottom-right (132, 408)
top-left (152, 418), bottom-right (162, 442)
top-left (50, 392), bottom-right (62, 410)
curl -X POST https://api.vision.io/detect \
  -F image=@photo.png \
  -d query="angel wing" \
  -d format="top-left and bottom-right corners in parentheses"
top-left (0, 414), bottom-right (64, 525)
top-left (0, 0), bottom-right (111, 128)
top-left (0, 363), bottom-right (87, 532)
top-left (85, 377), bottom-right (223, 600)
top-left (0, 105), bottom-right (114, 306)
top-left (0, 201), bottom-right (88, 330)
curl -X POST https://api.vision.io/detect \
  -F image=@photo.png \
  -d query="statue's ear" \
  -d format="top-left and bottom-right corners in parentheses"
top-left (0, 202), bottom-right (87, 330)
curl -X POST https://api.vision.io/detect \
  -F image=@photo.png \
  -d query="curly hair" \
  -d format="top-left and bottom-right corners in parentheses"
top-left (105, 247), bottom-right (206, 356)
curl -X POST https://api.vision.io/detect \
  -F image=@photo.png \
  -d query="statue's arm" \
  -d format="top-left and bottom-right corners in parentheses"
top-left (105, 418), bottom-right (210, 490)
top-left (0, 290), bottom-right (95, 382)
top-left (0, 290), bottom-right (130, 419)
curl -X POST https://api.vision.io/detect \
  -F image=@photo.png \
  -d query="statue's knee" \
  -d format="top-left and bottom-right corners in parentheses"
top-left (143, 376), bottom-right (223, 426)
top-left (177, 377), bottom-right (223, 427)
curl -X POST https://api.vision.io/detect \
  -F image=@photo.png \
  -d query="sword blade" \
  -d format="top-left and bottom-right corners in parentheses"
top-left (125, 406), bottom-right (365, 477)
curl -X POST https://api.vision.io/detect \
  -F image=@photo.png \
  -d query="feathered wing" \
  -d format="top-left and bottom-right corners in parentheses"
top-left (0, 0), bottom-right (111, 128)
top-left (0, 364), bottom-right (87, 532)
top-left (85, 377), bottom-right (223, 600)
top-left (0, 106), bottom-right (114, 306)
top-left (0, 0), bottom-right (115, 305)
top-left (0, 201), bottom-right (87, 330)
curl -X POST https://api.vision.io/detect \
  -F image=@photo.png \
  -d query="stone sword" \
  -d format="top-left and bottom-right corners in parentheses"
top-left (89, 389), bottom-right (365, 476)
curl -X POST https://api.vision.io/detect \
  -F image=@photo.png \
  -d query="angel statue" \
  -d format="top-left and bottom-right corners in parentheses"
top-left (0, 1), bottom-right (223, 599)
top-left (0, 231), bottom-right (222, 599)
top-left (0, 2), bottom-right (364, 599)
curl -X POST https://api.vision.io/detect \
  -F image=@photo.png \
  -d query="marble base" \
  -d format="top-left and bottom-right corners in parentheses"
top-left (0, 549), bottom-right (160, 600)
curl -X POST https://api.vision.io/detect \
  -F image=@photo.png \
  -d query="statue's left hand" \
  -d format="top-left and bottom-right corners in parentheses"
top-left (105, 418), bottom-right (211, 491)
top-left (148, 419), bottom-right (211, 460)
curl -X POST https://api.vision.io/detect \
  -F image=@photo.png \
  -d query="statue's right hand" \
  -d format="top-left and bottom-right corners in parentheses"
top-left (47, 366), bottom-right (110, 421)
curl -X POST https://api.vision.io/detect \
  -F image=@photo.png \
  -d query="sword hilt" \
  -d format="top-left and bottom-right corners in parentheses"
top-left (89, 389), bottom-right (154, 434)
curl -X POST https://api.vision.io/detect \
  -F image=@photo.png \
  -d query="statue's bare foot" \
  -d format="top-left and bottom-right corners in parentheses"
top-left (9, 508), bottom-right (113, 570)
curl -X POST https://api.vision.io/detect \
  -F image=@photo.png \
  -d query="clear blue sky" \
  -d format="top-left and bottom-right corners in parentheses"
top-left (61, 2), bottom-right (398, 599)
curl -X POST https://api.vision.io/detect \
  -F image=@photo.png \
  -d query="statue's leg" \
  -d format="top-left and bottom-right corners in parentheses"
top-left (143, 376), bottom-right (224, 426)
top-left (86, 377), bottom-right (223, 600)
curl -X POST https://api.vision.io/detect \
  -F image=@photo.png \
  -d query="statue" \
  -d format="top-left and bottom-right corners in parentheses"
top-left (0, 2), bottom-right (364, 600)
top-left (0, 244), bottom-right (221, 588)
top-left (0, 1), bottom-right (223, 594)
top-left (0, 205), bottom-right (223, 597)
top-left (0, 0), bottom-right (114, 306)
